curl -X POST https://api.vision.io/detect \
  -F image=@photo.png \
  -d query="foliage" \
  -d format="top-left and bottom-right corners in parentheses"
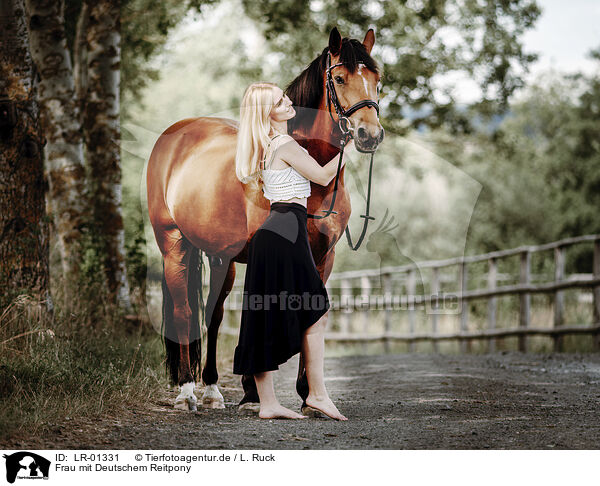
top-left (425, 51), bottom-right (600, 270)
top-left (125, 216), bottom-right (148, 313)
top-left (241, 0), bottom-right (541, 133)
top-left (63, 0), bottom-right (219, 119)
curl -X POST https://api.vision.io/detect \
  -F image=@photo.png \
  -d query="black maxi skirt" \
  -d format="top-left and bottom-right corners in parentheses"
top-left (233, 201), bottom-right (330, 375)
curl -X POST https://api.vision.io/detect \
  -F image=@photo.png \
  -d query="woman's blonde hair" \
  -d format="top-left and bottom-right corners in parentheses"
top-left (235, 82), bottom-right (281, 188)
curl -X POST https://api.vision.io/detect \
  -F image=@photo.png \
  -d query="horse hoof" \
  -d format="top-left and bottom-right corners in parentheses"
top-left (202, 397), bottom-right (225, 409)
top-left (174, 395), bottom-right (198, 411)
top-left (301, 405), bottom-right (323, 418)
top-left (174, 382), bottom-right (198, 411)
top-left (238, 402), bottom-right (260, 413)
top-left (201, 384), bottom-right (225, 409)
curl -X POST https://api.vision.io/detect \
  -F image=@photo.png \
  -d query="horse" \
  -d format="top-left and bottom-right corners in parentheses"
top-left (146, 27), bottom-right (384, 412)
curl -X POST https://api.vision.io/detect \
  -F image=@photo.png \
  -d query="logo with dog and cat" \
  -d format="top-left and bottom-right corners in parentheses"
top-left (3, 451), bottom-right (51, 483)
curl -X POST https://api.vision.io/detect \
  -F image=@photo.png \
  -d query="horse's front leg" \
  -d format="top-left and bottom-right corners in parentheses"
top-left (200, 255), bottom-right (236, 408)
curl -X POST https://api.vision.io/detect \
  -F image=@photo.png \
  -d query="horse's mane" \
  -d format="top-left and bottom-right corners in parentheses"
top-left (285, 37), bottom-right (380, 134)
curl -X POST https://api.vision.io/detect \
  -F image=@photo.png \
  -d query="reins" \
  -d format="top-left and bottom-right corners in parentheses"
top-left (306, 50), bottom-right (379, 251)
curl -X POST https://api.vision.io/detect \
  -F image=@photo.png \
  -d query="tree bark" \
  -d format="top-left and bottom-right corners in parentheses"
top-left (74, 1), bottom-right (89, 118)
top-left (25, 0), bottom-right (88, 287)
top-left (82, 0), bottom-right (132, 310)
top-left (0, 0), bottom-right (51, 310)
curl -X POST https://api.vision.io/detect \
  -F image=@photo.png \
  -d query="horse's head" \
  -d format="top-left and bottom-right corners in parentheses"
top-left (326, 27), bottom-right (384, 152)
top-left (286, 27), bottom-right (384, 153)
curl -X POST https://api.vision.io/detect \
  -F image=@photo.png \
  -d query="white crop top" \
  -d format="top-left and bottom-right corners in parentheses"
top-left (261, 134), bottom-right (312, 202)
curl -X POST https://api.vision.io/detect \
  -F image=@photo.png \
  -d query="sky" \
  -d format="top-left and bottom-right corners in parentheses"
top-left (523, 0), bottom-right (600, 76)
top-left (444, 0), bottom-right (600, 103)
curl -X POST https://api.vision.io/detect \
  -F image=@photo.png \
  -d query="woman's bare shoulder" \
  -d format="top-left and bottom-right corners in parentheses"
top-left (277, 135), bottom-right (306, 154)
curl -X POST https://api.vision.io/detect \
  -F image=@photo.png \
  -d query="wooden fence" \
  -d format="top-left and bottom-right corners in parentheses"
top-left (219, 234), bottom-right (600, 352)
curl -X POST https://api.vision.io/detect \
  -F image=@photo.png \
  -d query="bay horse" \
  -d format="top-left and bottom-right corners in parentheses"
top-left (146, 27), bottom-right (383, 411)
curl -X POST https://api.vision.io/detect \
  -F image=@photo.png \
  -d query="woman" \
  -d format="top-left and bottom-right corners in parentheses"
top-left (234, 82), bottom-right (357, 420)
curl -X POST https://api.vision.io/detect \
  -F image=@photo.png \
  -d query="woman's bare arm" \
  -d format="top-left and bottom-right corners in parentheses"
top-left (278, 137), bottom-right (357, 186)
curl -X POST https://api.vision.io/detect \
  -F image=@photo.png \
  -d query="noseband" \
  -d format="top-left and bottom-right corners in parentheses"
top-left (306, 49), bottom-right (380, 252)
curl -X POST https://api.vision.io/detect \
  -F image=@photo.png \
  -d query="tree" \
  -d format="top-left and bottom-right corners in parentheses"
top-left (26, 0), bottom-right (88, 292)
top-left (241, 0), bottom-right (541, 133)
top-left (20, 0), bottom-right (216, 310)
top-left (0, 0), bottom-right (50, 309)
top-left (81, 0), bottom-right (132, 309)
top-left (425, 54), bottom-right (600, 264)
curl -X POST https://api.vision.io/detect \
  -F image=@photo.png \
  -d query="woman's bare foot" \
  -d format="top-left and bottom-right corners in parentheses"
top-left (259, 403), bottom-right (307, 419)
top-left (305, 394), bottom-right (348, 421)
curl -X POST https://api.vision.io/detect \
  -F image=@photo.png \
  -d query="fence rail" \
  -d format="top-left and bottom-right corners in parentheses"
top-left (215, 234), bottom-right (600, 352)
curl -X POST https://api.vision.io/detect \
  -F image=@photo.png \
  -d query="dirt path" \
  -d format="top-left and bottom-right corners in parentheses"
top-left (3, 352), bottom-right (600, 449)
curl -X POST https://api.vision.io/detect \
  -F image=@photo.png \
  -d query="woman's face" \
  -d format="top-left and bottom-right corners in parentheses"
top-left (269, 87), bottom-right (295, 122)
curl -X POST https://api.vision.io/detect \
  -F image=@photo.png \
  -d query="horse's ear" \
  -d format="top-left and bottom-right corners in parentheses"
top-left (362, 28), bottom-right (375, 54)
top-left (328, 27), bottom-right (342, 56)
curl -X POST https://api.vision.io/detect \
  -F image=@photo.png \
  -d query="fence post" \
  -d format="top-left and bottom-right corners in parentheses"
top-left (519, 250), bottom-right (531, 352)
top-left (383, 273), bottom-right (392, 354)
top-left (554, 245), bottom-right (565, 352)
top-left (593, 239), bottom-right (600, 351)
top-left (226, 284), bottom-right (240, 334)
top-left (407, 269), bottom-right (416, 352)
top-left (431, 267), bottom-right (439, 353)
top-left (487, 257), bottom-right (497, 353)
top-left (340, 278), bottom-right (351, 335)
top-left (460, 261), bottom-right (469, 353)
top-left (360, 275), bottom-right (371, 354)
top-left (325, 281), bottom-right (335, 334)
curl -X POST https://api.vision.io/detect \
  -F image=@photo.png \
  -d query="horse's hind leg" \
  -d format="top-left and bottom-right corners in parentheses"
top-left (161, 228), bottom-right (198, 410)
top-left (200, 255), bottom-right (236, 409)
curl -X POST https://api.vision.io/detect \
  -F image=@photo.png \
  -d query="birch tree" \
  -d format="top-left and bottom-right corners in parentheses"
top-left (82, 0), bottom-right (132, 310)
top-left (26, 0), bottom-right (88, 292)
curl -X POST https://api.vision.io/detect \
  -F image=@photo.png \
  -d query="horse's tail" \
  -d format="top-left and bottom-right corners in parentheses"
top-left (161, 248), bottom-right (205, 386)
top-left (188, 248), bottom-right (206, 378)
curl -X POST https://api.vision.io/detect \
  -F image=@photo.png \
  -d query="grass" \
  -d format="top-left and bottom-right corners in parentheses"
top-left (0, 280), bottom-right (167, 441)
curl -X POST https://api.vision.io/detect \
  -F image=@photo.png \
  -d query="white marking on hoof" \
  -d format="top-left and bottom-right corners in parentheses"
top-left (201, 384), bottom-right (225, 409)
top-left (238, 402), bottom-right (260, 413)
top-left (174, 382), bottom-right (197, 411)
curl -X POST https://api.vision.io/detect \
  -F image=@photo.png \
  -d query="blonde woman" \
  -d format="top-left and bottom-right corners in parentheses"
top-left (234, 82), bottom-right (357, 420)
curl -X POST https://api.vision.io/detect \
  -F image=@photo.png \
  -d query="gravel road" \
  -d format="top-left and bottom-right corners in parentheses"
top-left (3, 351), bottom-right (600, 449)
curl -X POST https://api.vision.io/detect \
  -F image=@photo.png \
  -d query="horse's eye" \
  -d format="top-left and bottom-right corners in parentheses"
top-left (334, 76), bottom-right (344, 84)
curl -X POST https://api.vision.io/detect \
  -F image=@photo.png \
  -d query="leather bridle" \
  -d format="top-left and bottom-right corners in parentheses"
top-left (306, 49), bottom-right (380, 252)
top-left (325, 50), bottom-right (380, 136)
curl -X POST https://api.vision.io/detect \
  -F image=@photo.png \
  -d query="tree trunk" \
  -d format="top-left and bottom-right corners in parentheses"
top-left (74, 1), bottom-right (89, 118)
top-left (0, 0), bottom-right (51, 310)
top-left (82, 0), bottom-right (132, 310)
top-left (25, 0), bottom-right (88, 288)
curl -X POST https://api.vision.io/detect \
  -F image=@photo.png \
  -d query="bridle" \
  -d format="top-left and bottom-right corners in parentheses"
top-left (325, 51), bottom-right (380, 136)
top-left (306, 49), bottom-right (380, 252)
